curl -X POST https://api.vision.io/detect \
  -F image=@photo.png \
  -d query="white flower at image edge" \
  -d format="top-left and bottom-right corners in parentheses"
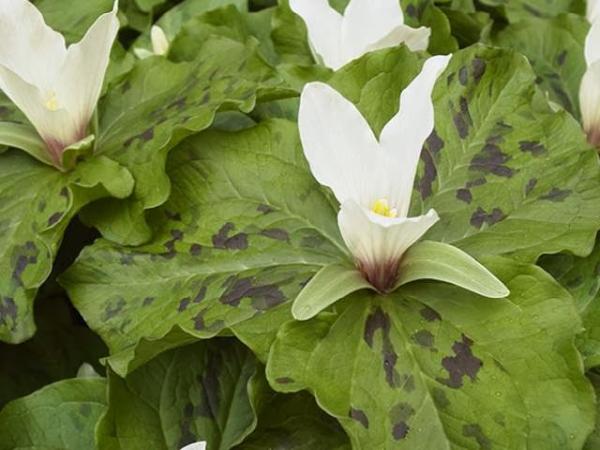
top-left (0, 0), bottom-right (119, 166)
top-left (180, 442), bottom-right (207, 450)
top-left (580, 17), bottom-right (600, 146)
top-left (298, 54), bottom-right (451, 292)
top-left (290, 0), bottom-right (430, 70)
top-left (589, 0), bottom-right (600, 23)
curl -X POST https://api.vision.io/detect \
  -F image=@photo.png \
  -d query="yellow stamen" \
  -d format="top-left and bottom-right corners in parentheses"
top-left (44, 92), bottom-right (59, 111)
top-left (372, 198), bottom-right (398, 218)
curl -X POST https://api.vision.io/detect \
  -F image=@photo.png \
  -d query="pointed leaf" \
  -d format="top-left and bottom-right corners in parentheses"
top-left (397, 240), bottom-right (509, 298)
top-left (292, 264), bottom-right (370, 321)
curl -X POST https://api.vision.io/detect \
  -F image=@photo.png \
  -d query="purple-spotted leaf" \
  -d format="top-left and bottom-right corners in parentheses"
top-left (81, 34), bottom-right (291, 245)
top-left (63, 44), bottom-right (600, 375)
top-left (61, 119), bottom-right (345, 376)
top-left (0, 150), bottom-right (133, 343)
top-left (97, 339), bottom-right (263, 450)
top-left (267, 258), bottom-right (595, 448)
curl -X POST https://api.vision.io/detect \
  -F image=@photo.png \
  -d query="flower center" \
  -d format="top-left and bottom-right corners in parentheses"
top-left (44, 92), bottom-right (59, 111)
top-left (371, 198), bottom-right (398, 218)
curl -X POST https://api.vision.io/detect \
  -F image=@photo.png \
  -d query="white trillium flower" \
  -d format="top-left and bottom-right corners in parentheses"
top-left (135, 25), bottom-right (170, 59)
top-left (180, 442), bottom-right (207, 450)
top-left (580, 18), bottom-right (600, 146)
top-left (589, 0), bottom-right (600, 23)
top-left (289, 0), bottom-right (430, 70)
top-left (0, 0), bottom-right (119, 167)
top-left (298, 55), bottom-right (451, 292)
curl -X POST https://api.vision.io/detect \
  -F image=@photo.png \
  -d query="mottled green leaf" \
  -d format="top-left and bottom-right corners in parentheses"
top-left (64, 45), bottom-right (600, 374)
top-left (491, 14), bottom-right (587, 116)
top-left (97, 339), bottom-right (263, 450)
top-left (61, 119), bottom-right (344, 375)
top-left (267, 258), bottom-right (594, 449)
top-left (0, 378), bottom-right (107, 450)
top-left (585, 370), bottom-right (600, 449)
top-left (81, 35), bottom-right (289, 245)
top-left (0, 150), bottom-right (133, 343)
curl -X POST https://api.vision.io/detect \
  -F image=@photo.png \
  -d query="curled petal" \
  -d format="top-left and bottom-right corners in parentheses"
top-left (366, 24), bottom-right (430, 54)
top-left (338, 200), bottom-right (439, 292)
top-left (379, 54), bottom-right (451, 215)
top-left (298, 82), bottom-right (379, 206)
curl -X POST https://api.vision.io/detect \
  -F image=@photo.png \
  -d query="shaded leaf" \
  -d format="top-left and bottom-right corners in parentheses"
top-left (97, 339), bottom-right (263, 450)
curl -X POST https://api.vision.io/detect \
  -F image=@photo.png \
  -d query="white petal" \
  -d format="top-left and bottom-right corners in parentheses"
top-left (151, 25), bottom-right (169, 55)
top-left (580, 60), bottom-right (600, 145)
top-left (379, 54), bottom-right (451, 216)
top-left (289, 0), bottom-right (343, 69)
top-left (57, 1), bottom-right (119, 135)
top-left (338, 200), bottom-right (438, 291)
top-left (298, 82), bottom-right (379, 206)
top-left (340, 0), bottom-right (405, 63)
top-left (365, 24), bottom-right (430, 54)
top-left (0, 0), bottom-right (66, 88)
top-left (180, 443), bottom-right (207, 450)
top-left (0, 64), bottom-right (79, 164)
top-left (589, 0), bottom-right (600, 23)
top-left (586, 18), bottom-right (600, 66)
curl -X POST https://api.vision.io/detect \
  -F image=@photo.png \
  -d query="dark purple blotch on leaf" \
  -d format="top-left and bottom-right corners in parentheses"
top-left (364, 308), bottom-right (400, 388)
top-left (212, 223), bottom-right (248, 250)
top-left (438, 334), bottom-right (482, 389)
top-left (420, 306), bottom-right (441, 322)
top-left (519, 140), bottom-right (546, 156)
top-left (463, 423), bottom-right (491, 450)
top-left (11, 241), bottom-right (38, 285)
top-left (470, 207), bottom-right (506, 229)
top-left (540, 187), bottom-right (571, 202)
top-left (349, 408), bottom-right (369, 429)
top-left (470, 139), bottom-right (514, 177)
top-left (260, 228), bottom-right (289, 241)
top-left (220, 277), bottom-right (285, 310)
top-left (103, 298), bottom-right (126, 321)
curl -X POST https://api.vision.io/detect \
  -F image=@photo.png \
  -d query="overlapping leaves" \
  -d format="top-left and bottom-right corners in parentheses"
top-left (61, 43), bottom-right (600, 447)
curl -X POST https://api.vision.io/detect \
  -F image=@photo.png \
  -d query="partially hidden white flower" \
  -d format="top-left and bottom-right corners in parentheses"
top-left (135, 25), bottom-right (170, 59)
top-left (180, 442), bottom-right (207, 450)
top-left (0, 0), bottom-right (119, 167)
top-left (580, 18), bottom-right (600, 146)
top-left (589, 0), bottom-right (600, 23)
top-left (298, 55), bottom-right (451, 292)
top-left (289, 0), bottom-right (430, 70)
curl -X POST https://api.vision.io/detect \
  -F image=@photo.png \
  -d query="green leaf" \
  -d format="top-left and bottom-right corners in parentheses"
top-left (0, 122), bottom-right (52, 166)
top-left (267, 258), bottom-right (595, 448)
top-left (96, 339), bottom-right (263, 450)
top-left (81, 36), bottom-right (289, 245)
top-left (237, 391), bottom-right (350, 450)
top-left (63, 45), bottom-right (600, 374)
top-left (477, 0), bottom-right (583, 22)
top-left (35, 0), bottom-right (113, 42)
top-left (491, 13), bottom-right (587, 116)
top-left (0, 378), bottom-right (107, 450)
top-left (585, 370), bottom-right (600, 449)
top-left (61, 119), bottom-right (343, 375)
top-left (0, 150), bottom-right (133, 343)
top-left (539, 238), bottom-right (600, 369)
top-left (397, 240), bottom-right (509, 298)
top-left (292, 264), bottom-right (370, 321)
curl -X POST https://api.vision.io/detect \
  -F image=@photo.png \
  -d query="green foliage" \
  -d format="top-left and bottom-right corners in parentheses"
top-left (3, 0), bottom-right (600, 448)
